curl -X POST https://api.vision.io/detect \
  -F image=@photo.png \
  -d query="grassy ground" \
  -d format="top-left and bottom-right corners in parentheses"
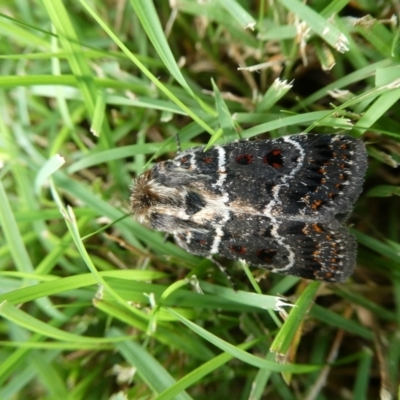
top-left (1, 1), bottom-right (400, 399)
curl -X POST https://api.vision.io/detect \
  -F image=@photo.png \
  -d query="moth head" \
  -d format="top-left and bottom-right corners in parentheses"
top-left (130, 170), bottom-right (183, 223)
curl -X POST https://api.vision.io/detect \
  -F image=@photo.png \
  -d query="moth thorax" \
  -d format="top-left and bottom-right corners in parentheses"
top-left (130, 172), bottom-right (182, 223)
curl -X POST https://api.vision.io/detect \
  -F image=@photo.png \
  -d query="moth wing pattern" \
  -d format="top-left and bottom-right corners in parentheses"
top-left (172, 134), bottom-right (367, 218)
top-left (175, 216), bottom-right (357, 282)
top-left (130, 133), bottom-right (367, 283)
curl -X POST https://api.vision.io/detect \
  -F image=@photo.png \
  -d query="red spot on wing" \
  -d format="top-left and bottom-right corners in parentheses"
top-left (230, 245), bottom-right (247, 254)
top-left (256, 249), bottom-right (277, 264)
top-left (263, 149), bottom-right (283, 168)
top-left (235, 154), bottom-right (254, 165)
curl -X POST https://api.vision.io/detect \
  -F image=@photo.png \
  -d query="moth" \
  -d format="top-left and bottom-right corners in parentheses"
top-left (130, 134), bottom-right (367, 282)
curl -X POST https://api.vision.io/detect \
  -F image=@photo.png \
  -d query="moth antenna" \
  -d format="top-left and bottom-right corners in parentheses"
top-left (207, 256), bottom-right (237, 291)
